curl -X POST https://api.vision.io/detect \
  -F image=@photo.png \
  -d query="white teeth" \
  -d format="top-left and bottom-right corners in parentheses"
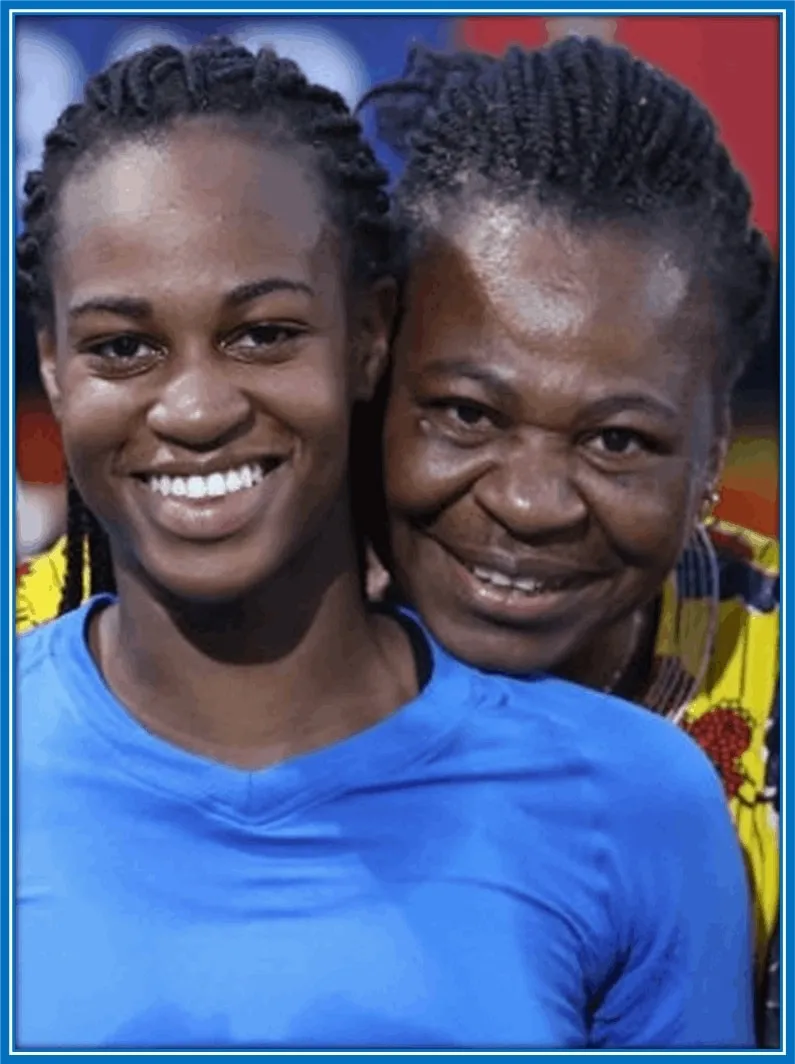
top-left (206, 473), bottom-right (227, 498)
top-left (147, 462), bottom-right (271, 499)
top-left (470, 565), bottom-right (550, 595)
top-left (489, 571), bottom-right (512, 587)
top-left (186, 475), bottom-right (207, 500)
top-left (473, 566), bottom-right (496, 582)
top-left (473, 565), bottom-right (512, 587)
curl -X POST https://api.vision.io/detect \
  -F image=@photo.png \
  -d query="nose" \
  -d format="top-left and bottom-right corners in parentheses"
top-left (147, 350), bottom-right (253, 450)
top-left (474, 438), bottom-right (588, 540)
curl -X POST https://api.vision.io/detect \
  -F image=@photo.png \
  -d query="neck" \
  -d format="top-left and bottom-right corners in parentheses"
top-left (91, 515), bottom-right (417, 769)
top-left (555, 601), bottom-right (658, 702)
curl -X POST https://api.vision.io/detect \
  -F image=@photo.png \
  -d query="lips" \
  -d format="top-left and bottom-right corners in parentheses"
top-left (422, 534), bottom-right (612, 624)
top-left (441, 541), bottom-right (607, 593)
top-left (467, 563), bottom-right (589, 596)
top-left (141, 458), bottom-right (282, 501)
top-left (130, 455), bottom-right (289, 542)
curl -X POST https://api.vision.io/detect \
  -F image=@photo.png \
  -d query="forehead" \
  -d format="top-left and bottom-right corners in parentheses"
top-left (415, 204), bottom-right (694, 333)
top-left (54, 123), bottom-right (338, 297)
top-left (456, 204), bottom-right (691, 328)
top-left (399, 203), bottom-right (715, 394)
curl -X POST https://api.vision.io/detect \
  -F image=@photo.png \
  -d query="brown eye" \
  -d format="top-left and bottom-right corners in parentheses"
top-left (448, 401), bottom-right (491, 427)
top-left (588, 428), bottom-right (648, 456)
top-left (427, 398), bottom-right (498, 430)
top-left (89, 335), bottom-right (157, 361)
top-left (226, 324), bottom-right (303, 355)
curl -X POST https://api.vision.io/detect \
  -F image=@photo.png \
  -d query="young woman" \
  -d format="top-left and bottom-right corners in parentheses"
top-left (364, 37), bottom-right (780, 1045)
top-left (15, 38), bottom-right (752, 1051)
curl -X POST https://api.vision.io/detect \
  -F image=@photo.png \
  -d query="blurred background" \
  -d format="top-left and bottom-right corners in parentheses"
top-left (15, 14), bottom-right (779, 559)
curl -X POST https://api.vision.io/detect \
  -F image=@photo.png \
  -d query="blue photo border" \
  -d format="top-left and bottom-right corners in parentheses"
top-left (1, 2), bottom-right (790, 1062)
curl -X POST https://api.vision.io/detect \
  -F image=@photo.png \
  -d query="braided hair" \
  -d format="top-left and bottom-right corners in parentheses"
top-left (363, 37), bottom-right (776, 396)
top-left (16, 36), bottom-right (392, 615)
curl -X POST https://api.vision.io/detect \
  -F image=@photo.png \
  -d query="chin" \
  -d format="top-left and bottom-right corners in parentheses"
top-left (129, 539), bottom-right (287, 608)
top-left (146, 570), bottom-right (273, 608)
top-left (423, 610), bottom-right (569, 678)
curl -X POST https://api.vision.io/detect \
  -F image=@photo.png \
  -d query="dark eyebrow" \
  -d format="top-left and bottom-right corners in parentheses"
top-left (419, 359), bottom-right (518, 404)
top-left (583, 394), bottom-right (680, 423)
top-left (68, 296), bottom-right (151, 321)
top-left (67, 278), bottom-right (315, 322)
top-left (224, 278), bottom-right (315, 308)
top-left (419, 360), bottom-right (680, 423)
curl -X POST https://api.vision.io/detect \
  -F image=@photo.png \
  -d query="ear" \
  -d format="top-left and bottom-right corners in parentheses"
top-left (350, 276), bottom-right (398, 403)
top-left (37, 328), bottom-right (63, 421)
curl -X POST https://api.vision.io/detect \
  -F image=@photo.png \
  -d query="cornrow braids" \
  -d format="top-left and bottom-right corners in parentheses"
top-left (17, 36), bottom-right (393, 616)
top-left (56, 474), bottom-right (118, 615)
top-left (58, 477), bottom-right (88, 615)
top-left (363, 37), bottom-right (776, 395)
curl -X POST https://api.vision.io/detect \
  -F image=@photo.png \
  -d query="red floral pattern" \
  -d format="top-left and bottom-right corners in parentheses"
top-left (683, 706), bottom-right (752, 799)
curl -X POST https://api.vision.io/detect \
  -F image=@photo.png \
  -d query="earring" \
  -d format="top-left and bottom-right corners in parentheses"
top-left (700, 486), bottom-right (721, 524)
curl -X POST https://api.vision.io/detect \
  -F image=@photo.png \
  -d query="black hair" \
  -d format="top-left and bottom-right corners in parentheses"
top-left (16, 36), bottom-right (392, 615)
top-left (363, 37), bottom-right (776, 396)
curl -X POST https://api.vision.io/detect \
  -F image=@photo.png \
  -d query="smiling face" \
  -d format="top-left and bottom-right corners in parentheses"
top-left (385, 205), bottom-right (727, 675)
top-left (38, 121), bottom-right (389, 604)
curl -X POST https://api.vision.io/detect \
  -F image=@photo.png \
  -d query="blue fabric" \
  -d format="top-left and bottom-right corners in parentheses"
top-left (16, 598), bottom-right (753, 1050)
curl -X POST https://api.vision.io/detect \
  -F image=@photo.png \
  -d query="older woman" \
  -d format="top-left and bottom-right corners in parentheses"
top-left (363, 37), bottom-right (779, 1045)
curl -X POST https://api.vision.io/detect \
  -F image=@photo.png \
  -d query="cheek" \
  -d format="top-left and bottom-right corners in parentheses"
top-left (57, 369), bottom-right (140, 471)
top-left (383, 399), bottom-right (480, 515)
top-left (587, 460), bottom-right (701, 563)
top-left (275, 350), bottom-right (352, 445)
top-left (256, 355), bottom-right (355, 519)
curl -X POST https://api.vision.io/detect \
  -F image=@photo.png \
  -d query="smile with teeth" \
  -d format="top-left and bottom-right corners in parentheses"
top-left (146, 461), bottom-right (276, 500)
top-left (467, 564), bottom-right (577, 596)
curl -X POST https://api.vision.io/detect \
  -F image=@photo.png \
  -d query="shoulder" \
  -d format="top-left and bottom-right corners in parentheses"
top-left (476, 674), bottom-right (740, 953)
top-left (16, 604), bottom-right (107, 764)
top-left (709, 519), bottom-right (779, 612)
top-left (447, 656), bottom-right (726, 821)
top-left (682, 521), bottom-right (779, 799)
top-left (16, 538), bottom-right (67, 634)
top-left (500, 670), bottom-right (721, 790)
top-left (17, 601), bottom-right (98, 695)
top-left (709, 518), bottom-right (778, 573)
top-left (18, 609), bottom-right (72, 685)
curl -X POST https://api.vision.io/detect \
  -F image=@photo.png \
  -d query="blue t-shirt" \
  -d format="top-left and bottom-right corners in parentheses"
top-left (17, 598), bottom-right (753, 1050)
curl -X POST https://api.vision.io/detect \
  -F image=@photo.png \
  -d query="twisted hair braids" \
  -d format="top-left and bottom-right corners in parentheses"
top-left (58, 476), bottom-right (87, 615)
top-left (17, 37), bottom-right (392, 615)
top-left (363, 37), bottom-right (776, 394)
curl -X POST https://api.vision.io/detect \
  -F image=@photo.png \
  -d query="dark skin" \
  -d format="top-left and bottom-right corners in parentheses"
top-left (38, 120), bottom-right (418, 770)
top-left (384, 204), bottom-right (729, 693)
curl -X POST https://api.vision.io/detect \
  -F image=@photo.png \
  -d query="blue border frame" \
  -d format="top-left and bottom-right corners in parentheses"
top-left (3, 3), bottom-right (11, 1062)
top-left (3, 4), bottom-right (790, 1062)
top-left (781, 3), bottom-right (792, 1060)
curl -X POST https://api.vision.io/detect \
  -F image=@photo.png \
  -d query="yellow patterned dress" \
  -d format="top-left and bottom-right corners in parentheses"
top-left (653, 522), bottom-right (779, 976)
top-left (16, 519), bottom-right (780, 1035)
